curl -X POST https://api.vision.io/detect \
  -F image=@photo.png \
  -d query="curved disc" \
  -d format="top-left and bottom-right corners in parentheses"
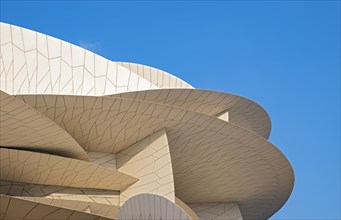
top-left (0, 91), bottom-right (89, 161)
top-left (16, 94), bottom-right (293, 219)
top-left (110, 89), bottom-right (271, 139)
top-left (0, 148), bottom-right (138, 190)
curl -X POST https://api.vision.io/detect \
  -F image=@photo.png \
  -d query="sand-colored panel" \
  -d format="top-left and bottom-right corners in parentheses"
top-left (117, 129), bottom-right (175, 205)
top-left (0, 148), bottom-right (138, 190)
top-left (0, 90), bottom-right (89, 161)
top-left (175, 197), bottom-right (200, 220)
top-left (0, 180), bottom-right (120, 206)
top-left (188, 203), bottom-right (243, 220)
top-left (118, 193), bottom-right (191, 220)
top-left (88, 152), bottom-right (117, 170)
top-left (0, 194), bottom-right (112, 220)
top-left (15, 94), bottom-right (293, 219)
top-left (111, 89), bottom-right (271, 139)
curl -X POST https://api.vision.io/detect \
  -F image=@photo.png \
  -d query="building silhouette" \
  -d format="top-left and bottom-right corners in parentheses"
top-left (0, 22), bottom-right (294, 220)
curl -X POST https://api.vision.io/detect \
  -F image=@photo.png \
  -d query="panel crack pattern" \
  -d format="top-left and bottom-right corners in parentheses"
top-left (117, 129), bottom-right (175, 206)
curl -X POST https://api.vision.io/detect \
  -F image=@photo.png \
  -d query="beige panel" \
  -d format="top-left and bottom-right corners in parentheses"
top-left (0, 148), bottom-right (138, 190)
top-left (117, 129), bottom-right (175, 205)
top-left (117, 193), bottom-right (191, 220)
top-left (117, 62), bottom-right (193, 89)
top-left (88, 152), bottom-right (116, 170)
top-left (15, 197), bottom-right (118, 219)
top-left (0, 180), bottom-right (120, 206)
top-left (188, 203), bottom-right (243, 220)
top-left (175, 197), bottom-right (200, 220)
top-left (0, 90), bottom-right (89, 161)
top-left (168, 121), bottom-right (293, 219)
top-left (0, 194), bottom-right (112, 220)
top-left (15, 94), bottom-right (293, 219)
top-left (111, 89), bottom-right (271, 139)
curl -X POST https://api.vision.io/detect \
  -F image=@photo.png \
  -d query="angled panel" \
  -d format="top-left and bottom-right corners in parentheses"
top-left (0, 194), bottom-right (112, 220)
top-left (0, 148), bottom-right (138, 191)
top-left (117, 193), bottom-right (191, 220)
top-left (111, 89), bottom-right (271, 139)
top-left (0, 180), bottom-right (120, 207)
top-left (15, 94), bottom-right (293, 219)
top-left (0, 22), bottom-right (158, 96)
top-left (0, 90), bottom-right (89, 161)
top-left (188, 203), bottom-right (243, 220)
top-left (117, 129), bottom-right (175, 205)
top-left (0, 22), bottom-right (294, 220)
top-left (117, 62), bottom-right (193, 89)
top-left (175, 197), bottom-right (200, 220)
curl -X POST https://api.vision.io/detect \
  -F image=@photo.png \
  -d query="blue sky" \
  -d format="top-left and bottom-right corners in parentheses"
top-left (1, 1), bottom-right (340, 219)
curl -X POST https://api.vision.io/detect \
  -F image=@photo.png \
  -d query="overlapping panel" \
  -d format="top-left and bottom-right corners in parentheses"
top-left (111, 89), bottom-right (271, 139)
top-left (0, 181), bottom-right (119, 219)
top-left (187, 203), bottom-right (243, 220)
top-left (0, 180), bottom-right (120, 206)
top-left (0, 148), bottom-right (138, 190)
top-left (117, 62), bottom-right (193, 89)
top-left (175, 197), bottom-right (200, 220)
top-left (0, 22), bottom-right (158, 96)
top-left (0, 90), bottom-right (89, 161)
top-left (0, 194), bottom-right (111, 220)
top-left (167, 121), bottom-right (293, 219)
top-left (15, 94), bottom-right (293, 219)
top-left (117, 129), bottom-right (175, 205)
top-left (117, 193), bottom-right (191, 220)
top-left (88, 152), bottom-right (116, 170)
top-left (15, 94), bottom-right (201, 153)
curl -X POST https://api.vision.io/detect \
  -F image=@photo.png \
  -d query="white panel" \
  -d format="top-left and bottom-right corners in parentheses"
top-left (60, 60), bottom-right (72, 92)
top-left (22, 28), bottom-right (36, 51)
top-left (72, 66), bottom-right (84, 95)
top-left (11, 26), bottom-right (24, 51)
top-left (25, 50), bottom-right (37, 81)
top-left (84, 50), bottom-right (94, 74)
top-left (95, 76), bottom-right (106, 95)
top-left (116, 65), bottom-right (130, 87)
top-left (106, 62), bottom-right (117, 86)
top-left (13, 65), bottom-right (28, 94)
top-left (37, 33), bottom-right (48, 57)
top-left (13, 46), bottom-right (25, 75)
top-left (82, 69), bottom-right (94, 95)
top-left (61, 41), bottom-right (71, 66)
top-left (49, 58), bottom-right (61, 91)
top-left (0, 23), bottom-right (11, 45)
top-left (1, 43), bottom-right (13, 74)
top-left (47, 37), bottom-right (61, 59)
top-left (71, 45), bottom-right (85, 67)
top-left (37, 52), bottom-right (49, 83)
top-left (128, 72), bottom-right (138, 91)
top-left (94, 55), bottom-right (107, 77)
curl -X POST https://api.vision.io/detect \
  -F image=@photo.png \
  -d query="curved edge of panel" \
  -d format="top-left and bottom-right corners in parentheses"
top-left (0, 22), bottom-right (158, 97)
top-left (116, 62), bottom-right (194, 89)
top-left (117, 193), bottom-right (192, 220)
top-left (0, 148), bottom-right (138, 191)
top-left (0, 90), bottom-right (90, 161)
top-left (109, 89), bottom-right (271, 139)
top-left (0, 194), bottom-right (112, 220)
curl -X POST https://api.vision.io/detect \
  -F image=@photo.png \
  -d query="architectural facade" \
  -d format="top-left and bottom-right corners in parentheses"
top-left (0, 22), bottom-right (294, 220)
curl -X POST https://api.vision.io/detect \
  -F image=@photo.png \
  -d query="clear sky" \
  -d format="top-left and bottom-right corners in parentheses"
top-left (1, 1), bottom-right (340, 219)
